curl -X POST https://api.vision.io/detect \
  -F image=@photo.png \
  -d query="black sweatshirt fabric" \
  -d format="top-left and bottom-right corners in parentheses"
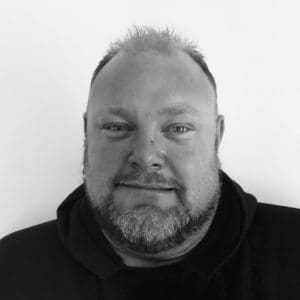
top-left (1, 170), bottom-right (300, 299)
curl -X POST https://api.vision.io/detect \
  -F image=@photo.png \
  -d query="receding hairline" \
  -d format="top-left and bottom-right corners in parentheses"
top-left (108, 26), bottom-right (196, 55)
top-left (91, 26), bottom-right (216, 91)
top-left (89, 25), bottom-right (218, 115)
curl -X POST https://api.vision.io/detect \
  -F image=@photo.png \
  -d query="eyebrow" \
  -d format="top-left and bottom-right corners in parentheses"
top-left (104, 107), bottom-right (133, 119)
top-left (157, 104), bottom-right (200, 116)
top-left (103, 104), bottom-right (199, 118)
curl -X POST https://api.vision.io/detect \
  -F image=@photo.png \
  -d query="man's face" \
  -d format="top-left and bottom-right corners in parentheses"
top-left (84, 50), bottom-right (224, 254)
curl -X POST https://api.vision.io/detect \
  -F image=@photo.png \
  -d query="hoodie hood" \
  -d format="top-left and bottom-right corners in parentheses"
top-left (56, 170), bottom-right (257, 281)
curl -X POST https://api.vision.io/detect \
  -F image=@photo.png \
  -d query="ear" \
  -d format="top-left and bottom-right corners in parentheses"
top-left (83, 112), bottom-right (87, 136)
top-left (216, 114), bottom-right (225, 151)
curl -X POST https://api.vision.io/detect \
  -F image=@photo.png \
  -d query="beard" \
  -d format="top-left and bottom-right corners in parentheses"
top-left (83, 146), bottom-right (222, 255)
top-left (84, 157), bottom-right (220, 254)
top-left (87, 187), bottom-right (220, 255)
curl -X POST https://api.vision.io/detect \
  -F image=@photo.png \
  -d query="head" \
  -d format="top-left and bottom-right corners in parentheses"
top-left (83, 26), bottom-right (224, 256)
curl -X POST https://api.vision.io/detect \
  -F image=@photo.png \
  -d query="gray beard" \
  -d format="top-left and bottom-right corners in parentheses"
top-left (83, 139), bottom-right (222, 254)
top-left (85, 176), bottom-right (221, 255)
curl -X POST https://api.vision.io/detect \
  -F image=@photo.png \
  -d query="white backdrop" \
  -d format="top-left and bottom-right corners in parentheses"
top-left (1, 0), bottom-right (300, 238)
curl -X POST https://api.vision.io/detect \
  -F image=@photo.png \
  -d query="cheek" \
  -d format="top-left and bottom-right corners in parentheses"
top-left (86, 140), bottom-right (130, 200)
top-left (166, 135), bottom-right (218, 208)
top-left (167, 136), bottom-right (214, 176)
top-left (88, 139), bottom-right (129, 174)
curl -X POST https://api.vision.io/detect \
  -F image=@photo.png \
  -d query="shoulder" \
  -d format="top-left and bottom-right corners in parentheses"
top-left (0, 221), bottom-right (93, 299)
top-left (0, 221), bottom-right (79, 299)
top-left (0, 220), bottom-right (62, 260)
top-left (0, 220), bottom-right (72, 275)
top-left (248, 202), bottom-right (300, 258)
top-left (251, 202), bottom-right (300, 235)
top-left (0, 219), bottom-right (82, 270)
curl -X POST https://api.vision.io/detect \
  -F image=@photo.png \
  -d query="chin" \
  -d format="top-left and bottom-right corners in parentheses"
top-left (88, 188), bottom-right (220, 255)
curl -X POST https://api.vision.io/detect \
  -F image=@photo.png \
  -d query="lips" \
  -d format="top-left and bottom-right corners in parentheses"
top-left (118, 182), bottom-right (175, 191)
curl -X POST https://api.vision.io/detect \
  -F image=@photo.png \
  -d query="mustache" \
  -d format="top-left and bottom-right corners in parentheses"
top-left (111, 171), bottom-right (185, 191)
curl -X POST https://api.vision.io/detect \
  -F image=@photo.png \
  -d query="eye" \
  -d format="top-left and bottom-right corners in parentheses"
top-left (103, 123), bottom-right (128, 132)
top-left (102, 123), bottom-right (133, 138)
top-left (169, 125), bottom-right (190, 133)
top-left (165, 124), bottom-right (194, 134)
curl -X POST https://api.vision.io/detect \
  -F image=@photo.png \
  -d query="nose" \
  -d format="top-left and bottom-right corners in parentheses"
top-left (128, 134), bottom-right (165, 171)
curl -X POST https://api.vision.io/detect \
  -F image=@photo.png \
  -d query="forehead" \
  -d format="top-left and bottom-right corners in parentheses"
top-left (88, 50), bottom-right (216, 118)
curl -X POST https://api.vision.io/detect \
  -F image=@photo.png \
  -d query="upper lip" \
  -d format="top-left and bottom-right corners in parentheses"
top-left (118, 181), bottom-right (174, 191)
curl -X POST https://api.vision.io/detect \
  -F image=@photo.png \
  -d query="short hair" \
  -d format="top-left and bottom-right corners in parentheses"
top-left (90, 25), bottom-right (217, 97)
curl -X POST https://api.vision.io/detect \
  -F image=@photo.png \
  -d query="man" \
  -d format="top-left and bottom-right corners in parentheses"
top-left (1, 26), bottom-right (300, 300)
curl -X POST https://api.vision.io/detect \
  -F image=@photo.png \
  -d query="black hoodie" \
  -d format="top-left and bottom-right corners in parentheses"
top-left (1, 170), bottom-right (300, 299)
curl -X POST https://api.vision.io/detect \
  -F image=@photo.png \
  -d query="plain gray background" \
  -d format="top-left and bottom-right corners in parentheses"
top-left (1, 0), bottom-right (300, 238)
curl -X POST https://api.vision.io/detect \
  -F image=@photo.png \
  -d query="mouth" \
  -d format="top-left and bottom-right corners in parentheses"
top-left (118, 183), bottom-right (175, 192)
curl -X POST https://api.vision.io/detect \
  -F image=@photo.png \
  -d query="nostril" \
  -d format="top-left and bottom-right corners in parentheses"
top-left (131, 161), bottom-right (140, 169)
top-left (130, 160), bottom-right (162, 171)
top-left (152, 163), bottom-right (161, 168)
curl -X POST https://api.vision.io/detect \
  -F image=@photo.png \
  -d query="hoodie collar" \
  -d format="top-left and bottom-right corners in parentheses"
top-left (57, 184), bottom-right (124, 278)
top-left (182, 170), bottom-right (257, 280)
top-left (56, 170), bottom-right (257, 280)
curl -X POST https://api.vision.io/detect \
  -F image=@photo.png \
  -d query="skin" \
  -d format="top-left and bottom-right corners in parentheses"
top-left (84, 49), bottom-right (224, 267)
